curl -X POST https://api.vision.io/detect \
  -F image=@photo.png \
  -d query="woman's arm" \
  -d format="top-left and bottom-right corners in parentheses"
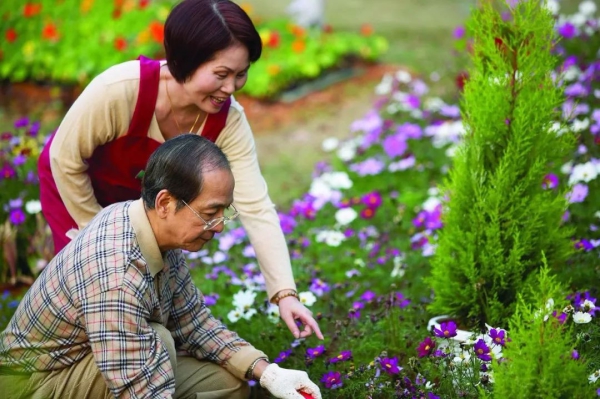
top-left (215, 98), bottom-right (296, 300)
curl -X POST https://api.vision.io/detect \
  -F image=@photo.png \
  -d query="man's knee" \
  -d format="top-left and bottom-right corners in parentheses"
top-left (175, 357), bottom-right (250, 399)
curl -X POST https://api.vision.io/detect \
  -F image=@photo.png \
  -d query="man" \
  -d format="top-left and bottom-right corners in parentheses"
top-left (0, 135), bottom-right (321, 399)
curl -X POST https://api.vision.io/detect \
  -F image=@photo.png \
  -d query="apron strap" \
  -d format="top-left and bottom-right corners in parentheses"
top-left (201, 98), bottom-right (231, 143)
top-left (127, 55), bottom-right (161, 137)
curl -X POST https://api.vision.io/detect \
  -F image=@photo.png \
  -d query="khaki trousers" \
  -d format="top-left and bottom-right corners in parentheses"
top-left (0, 323), bottom-right (249, 399)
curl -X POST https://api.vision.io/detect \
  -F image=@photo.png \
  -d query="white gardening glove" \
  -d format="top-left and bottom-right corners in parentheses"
top-left (259, 363), bottom-right (322, 399)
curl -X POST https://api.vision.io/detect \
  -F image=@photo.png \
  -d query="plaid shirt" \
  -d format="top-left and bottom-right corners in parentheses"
top-left (0, 200), bottom-right (265, 398)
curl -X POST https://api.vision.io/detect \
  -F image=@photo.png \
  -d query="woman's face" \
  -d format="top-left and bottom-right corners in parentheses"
top-left (182, 43), bottom-right (250, 114)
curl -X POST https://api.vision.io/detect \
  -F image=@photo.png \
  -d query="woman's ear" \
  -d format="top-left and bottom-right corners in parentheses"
top-left (154, 189), bottom-right (175, 219)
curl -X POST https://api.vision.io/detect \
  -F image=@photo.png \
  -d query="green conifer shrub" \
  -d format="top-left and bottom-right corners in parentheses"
top-left (427, 0), bottom-right (575, 328)
top-left (488, 262), bottom-right (594, 399)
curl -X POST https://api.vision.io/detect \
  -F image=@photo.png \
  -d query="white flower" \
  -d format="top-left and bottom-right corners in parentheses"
top-left (568, 162), bottom-right (598, 185)
top-left (589, 369), bottom-right (600, 384)
top-left (579, 1), bottom-right (597, 16)
top-left (315, 230), bottom-right (346, 247)
top-left (354, 258), bottom-right (366, 268)
top-left (453, 350), bottom-right (472, 365)
top-left (570, 13), bottom-right (588, 27)
top-left (212, 251), bottom-right (227, 264)
top-left (232, 290), bottom-right (256, 311)
top-left (422, 197), bottom-right (441, 212)
top-left (337, 142), bottom-right (356, 162)
top-left (545, 0), bottom-right (560, 15)
top-left (571, 118), bottom-right (590, 132)
top-left (321, 137), bottom-right (339, 152)
top-left (266, 303), bottom-right (281, 323)
top-left (375, 73), bottom-right (394, 95)
top-left (424, 97), bottom-right (446, 112)
top-left (391, 255), bottom-right (406, 278)
top-left (299, 291), bottom-right (317, 306)
top-left (321, 171), bottom-right (353, 190)
top-left (395, 70), bottom-right (412, 83)
top-left (25, 200), bottom-right (42, 214)
top-left (335, 207), bottom-right (358, 226)
top-left (242, 308), bottom-right (257, 320)
top-left (227, 308), bottom-right (243, 323)
top-left (581, 299), bottom-right (596, 312)
top-left (573, 311), bottom-right (592, 324)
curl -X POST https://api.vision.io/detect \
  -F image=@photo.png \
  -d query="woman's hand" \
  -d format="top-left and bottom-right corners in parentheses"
top-left (258, 363), bottom-right (322, 399)
top-left (278, 295), bottom-right (324, 340)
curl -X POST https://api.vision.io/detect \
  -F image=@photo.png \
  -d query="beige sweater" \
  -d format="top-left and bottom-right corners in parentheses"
top-left (49, 60), bottom-right (295, 300)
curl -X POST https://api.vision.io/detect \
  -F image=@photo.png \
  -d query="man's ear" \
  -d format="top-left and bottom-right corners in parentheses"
top-left (154, 189), bottom-right (175, 219)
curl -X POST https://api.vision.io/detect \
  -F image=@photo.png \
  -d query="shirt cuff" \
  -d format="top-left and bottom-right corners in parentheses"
top-left (224, 346), bottom-right (269, 380)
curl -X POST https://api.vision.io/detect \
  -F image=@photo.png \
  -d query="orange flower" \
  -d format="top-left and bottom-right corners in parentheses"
top-left (114, 36), bottom-right (127, 51)
top-left (42, 23), bottom-right (59, 41)
top-left (267, 64), bottom-right (281, 76)
top-left (149, 21), bottom-right (164, 44)
top-left (80, 0), bottom-right (95, 13)
top-left (5, 28), bottom-right (17, 43)
top-left (291, 39), bottom-right (305, 53)
top-left (360, 23), bottom-right (373, 36)
top-left (23, 3), bottom-right (42, 18)
top-left (289, 24), bottom-right (306, 38)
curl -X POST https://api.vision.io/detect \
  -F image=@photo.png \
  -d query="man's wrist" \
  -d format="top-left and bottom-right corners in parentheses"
top-left (245, 357), bottom-right (269, 380)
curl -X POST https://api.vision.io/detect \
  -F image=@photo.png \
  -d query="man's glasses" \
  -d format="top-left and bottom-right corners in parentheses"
top-left (181, 200), bottom-right (239, 231)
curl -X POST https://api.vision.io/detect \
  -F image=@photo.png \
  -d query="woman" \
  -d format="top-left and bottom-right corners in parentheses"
top-left (38, 0), bottom-right (322, 340)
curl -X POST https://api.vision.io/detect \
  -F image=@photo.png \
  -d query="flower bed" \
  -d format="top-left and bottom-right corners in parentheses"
top-left (1, 0), bottom-right (600, 397)
top-left (0, 0), bottom-right (388, 100)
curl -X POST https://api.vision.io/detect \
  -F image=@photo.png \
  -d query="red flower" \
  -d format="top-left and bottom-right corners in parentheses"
top-left (267, 31), bottom-right (280, 48)
top-left (323, 24), bottom-right (333, 34)
top-left (5, 28), bottom-right (17, 43)
top-left (149, 21), bottom-right (164, 44)
top-left (42, 23), bottom-right (59, 41)
top-left (23, 3), bottom-right (42, 18)
top-left (114, 37), bottom-right (127, 51)
top-left (139, 0), bottom-right (150, 9)
top-left (360, 207), bottom-right (376, 219)
top-left (456, 71), bottom-right (469, 91)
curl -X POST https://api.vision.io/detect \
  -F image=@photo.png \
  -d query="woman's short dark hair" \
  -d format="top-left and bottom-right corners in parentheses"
top-left (165, 0), bottom-right (262, 82)
top-left (141, 134), bottom-right (230, 209)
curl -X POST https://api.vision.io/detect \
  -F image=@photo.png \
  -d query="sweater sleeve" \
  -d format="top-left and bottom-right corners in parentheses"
top-left (49, 74), bottom-right (134, 228)
top-left (215, 98), bottom-right (297, 300)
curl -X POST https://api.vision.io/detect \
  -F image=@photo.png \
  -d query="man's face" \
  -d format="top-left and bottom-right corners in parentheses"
top-left (169, 168), bottom-right (235, 252)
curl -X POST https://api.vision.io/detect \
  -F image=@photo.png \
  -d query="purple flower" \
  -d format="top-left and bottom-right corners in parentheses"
top-left (574, 239), bottom-right (594, 251)
top-left (474, 339), bottom-right (492, 361)
top-left (380, 356), bottom-right (402, 375)
top-left (416, 337), bottom-right (436, 358)
top-left (396, 122), bottom-right (423, 140)
top-left (204, 293), bottom-right (219, 306)
top-left (557, 22), bottom-right (576, 39)
top-left (273, 349), bottom-right (293, 363)
top-left (278, 212), bottom-right (297, 235)
top-left (360, 290), bottom-right (377, 302)
top-left (382, 134), bottom-right (408, 158)
top-left (13, 154), bottom-right (26, 166)
top-left (309, 278), bottom-right (331, 297)
top-left (361, 191), bottom-right (382, 208)
top-left (434, 320), bottom-right (457, 338)
top-left (9, 209), bottom-right (26, 225)
top-left (28, 121), bottom-right (41, 136)
top-left (428, 393), bottom-right (441, 399)
top-left (572, 350), bottom-right (579, 360)
top-left (567, 184), bottom-right (588, 203)
top-left (350, 158), bottom-right (385, 176)
top-left (394, 292), bottom-right (410, 308)
top-left (1, 164), bottom-right (16, 179)
top-left (564, 82), bottom-right (589, 97)
top-left (488, 328), bottom-right (506, 346)
top-left (542, 173), bottom-right (559, 189)
top-left (329, 350), bottom-right (352, 364)
top-left (320, 371), bottom-right (343, 389)
top-left (352, 301), bottom-right (365, 310)
top-left (13, 117), bottom-right (29, 128)
top-left (306, 345), bottom-right (325, 359)
top-left (453, 26), bottom-right (465, 39)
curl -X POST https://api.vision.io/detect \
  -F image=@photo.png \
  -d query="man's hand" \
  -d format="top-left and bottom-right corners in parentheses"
top-left (278, 295), bottom-right (324, 340)
top-left (259, 363), bottom-right (322, 399)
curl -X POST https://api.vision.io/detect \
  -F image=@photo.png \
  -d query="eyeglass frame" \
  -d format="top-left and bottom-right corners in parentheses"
top-left (181, 200), bottom-right (239, 231)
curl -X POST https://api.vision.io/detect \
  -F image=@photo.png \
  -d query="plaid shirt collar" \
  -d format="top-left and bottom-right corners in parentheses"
top-left (129, 199), bottom-right (164, 277)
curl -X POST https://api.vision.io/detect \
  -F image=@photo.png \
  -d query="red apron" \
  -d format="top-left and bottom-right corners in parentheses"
top-left (38, 56), bottom-right (231, 254)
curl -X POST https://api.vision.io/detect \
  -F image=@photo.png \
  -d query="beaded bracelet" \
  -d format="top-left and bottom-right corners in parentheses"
top-left (245, 356), bottom-right (269, 380)
top-left (273, 290), bottom-right (299, 305)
